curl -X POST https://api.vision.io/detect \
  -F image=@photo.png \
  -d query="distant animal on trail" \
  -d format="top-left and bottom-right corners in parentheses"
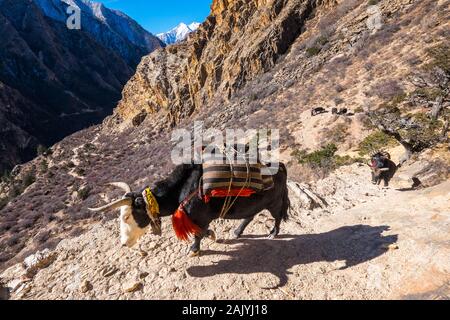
top-left (89, 163), bottom-right (290, 256)
top-left (332, 107), bottom-right (349, 115)
top-left (311, 107), bottom-right (327, 116)
top-left (337, 108), bottom-right (348, 115)
top-left (368, 151), bottom-right (397, 187)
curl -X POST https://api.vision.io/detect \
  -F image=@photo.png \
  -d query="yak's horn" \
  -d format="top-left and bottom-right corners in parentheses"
top-left (108, 182), bottom-right (131, 193)
top-left (88, 198), bottom-right (132, 212)
top-left (379, 168), bottom-right (390, 172)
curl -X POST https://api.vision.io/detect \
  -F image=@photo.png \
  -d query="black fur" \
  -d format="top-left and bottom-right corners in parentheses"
top-left (337, 108), bottom-right (348, 115)
top-left (311, 107), bottom-right (327, 116)
top-left (123, 193), bottom-right (151, 228)
top-left (370, 154), bottom-right (397, 187)
top-left (131, 197), bottom-right (151, 228)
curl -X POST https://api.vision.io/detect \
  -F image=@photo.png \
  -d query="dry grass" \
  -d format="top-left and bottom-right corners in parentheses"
top-left (0, 124), bottom-right (177, 269)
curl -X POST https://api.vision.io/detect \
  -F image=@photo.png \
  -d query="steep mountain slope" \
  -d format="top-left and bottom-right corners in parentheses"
top-left (157, 22), bottom-right (201, 45)
top-left (113, 0), bottom-right (449, 131)
top-left (0, 0), bottom-right (448, 298)
top-left (34, 0), bottom-right (163, 66)
top-left (115, 0), bottom-right (334, 126)
top-left (0, 0), bottom-right (163, 172)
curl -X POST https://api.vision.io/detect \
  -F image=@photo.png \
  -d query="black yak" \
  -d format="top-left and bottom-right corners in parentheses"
top-left (368, 151), bottom-right (397, 187)
top-left (89, 163), bottom-right (290, 256)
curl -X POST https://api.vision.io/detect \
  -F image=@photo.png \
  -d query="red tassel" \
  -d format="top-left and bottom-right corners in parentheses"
top-left (172, 207), bottom-right (201, 241)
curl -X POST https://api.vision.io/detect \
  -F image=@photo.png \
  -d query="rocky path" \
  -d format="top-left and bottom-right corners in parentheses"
top-left (1, 165), bottom-right (449, 300)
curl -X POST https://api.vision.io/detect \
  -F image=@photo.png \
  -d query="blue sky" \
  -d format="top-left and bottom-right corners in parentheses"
top-left (98, 0), bottom-right (213, 34)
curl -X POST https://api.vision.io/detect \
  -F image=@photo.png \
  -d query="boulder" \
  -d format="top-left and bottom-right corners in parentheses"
top-left (392, 159), bottom-right (450, 189)
top-left (80, 280), bottom-right (93, 293)
top-left (23, 249), bottom-right (57, 277)
top-left (288, 181), bottom-right (328, 210)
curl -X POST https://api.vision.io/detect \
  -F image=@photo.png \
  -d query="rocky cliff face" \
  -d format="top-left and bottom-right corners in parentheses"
top-left (114, 0), bottom-right (337, 127)
top-left (0, 0), bottom-right (163, 172)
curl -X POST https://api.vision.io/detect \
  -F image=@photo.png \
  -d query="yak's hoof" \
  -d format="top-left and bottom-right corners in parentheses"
top-left (267, 233), bottom-right (277, 240)
top-left (189, 250), bottom-right (201, 257)
top-left (207, 230), bottom-right (216, 242)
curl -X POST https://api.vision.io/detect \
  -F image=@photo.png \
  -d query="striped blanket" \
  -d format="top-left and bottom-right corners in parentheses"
top-left (202, 146), bottom-right (274, 197)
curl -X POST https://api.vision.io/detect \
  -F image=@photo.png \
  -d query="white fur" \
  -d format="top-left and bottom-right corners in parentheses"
top-left (119, 206), bottom-right (148, 247)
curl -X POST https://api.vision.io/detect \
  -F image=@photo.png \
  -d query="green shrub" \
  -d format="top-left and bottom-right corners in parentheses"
top-left (249, 93), bottom-right (258, 101)
top-left (8, 185), bottom-right (21, 198)
top-left (40, 160), bottom-right (48, 173)
top-left (358, 131), bottom-right (398, 156)
top-left (425, 43), bottom-right (450, 73)
top-left (37, 145), bottom-right (52, 156)
top-left (378, 93), bottom-right (407, 113)
top-left (368, 0), bottom-right (379, 5)
top-left (306, 47), bottom-right (321, 57)
top-left (22, 172), bottom-right (36, 188)
top-left (317, 35), bottom-right (329, 46)
top-left (1, 170), bottom-right (12, 183)
top-left (401, 112), bottom-right (445, 150)
top-left (413, 88), bottom-right (444, 101)
top-left (83, 143), bottom-right (96, 152)
top-left (294, 144), bottom-right (338, 166)
top-left (292, 144), bottom-right (362, 173)
top-left (75, 167), bottom-right (86, 176)
top-left (391, 93), bottom-right (407, 106)
top-left (0, 197), bottom-right (8, 210)
top-left (77, 186), bottom-right (91, 201)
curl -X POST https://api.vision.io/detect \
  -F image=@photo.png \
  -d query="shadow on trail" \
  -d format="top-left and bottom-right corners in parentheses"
top-left (187, 225), bottom-right (398, 288)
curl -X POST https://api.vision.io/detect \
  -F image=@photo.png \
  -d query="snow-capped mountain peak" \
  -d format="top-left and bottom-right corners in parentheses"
top-left (157, 22), bottom-right (200, 45)
top-left (188, 22), bottom-right (201, 30)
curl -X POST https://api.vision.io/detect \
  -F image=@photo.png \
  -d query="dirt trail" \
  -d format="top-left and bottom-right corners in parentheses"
top-left (1, 164), bottom-right (449, 300)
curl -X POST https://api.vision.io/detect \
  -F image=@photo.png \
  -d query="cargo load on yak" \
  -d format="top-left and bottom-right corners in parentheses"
top-left (201, 144), bottom-right (275, 201)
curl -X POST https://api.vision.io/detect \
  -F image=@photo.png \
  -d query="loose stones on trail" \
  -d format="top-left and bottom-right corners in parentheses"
top-left (100, 266), bottom-right (118, 278)
top-left (23, 249), bottom-right (57, 277)
top-left (80, 280), bottom-right (93, 293)
top-left (256, 274), bottom-right (280, 289)
top-left (122, 281), bottom-right (142, 293)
